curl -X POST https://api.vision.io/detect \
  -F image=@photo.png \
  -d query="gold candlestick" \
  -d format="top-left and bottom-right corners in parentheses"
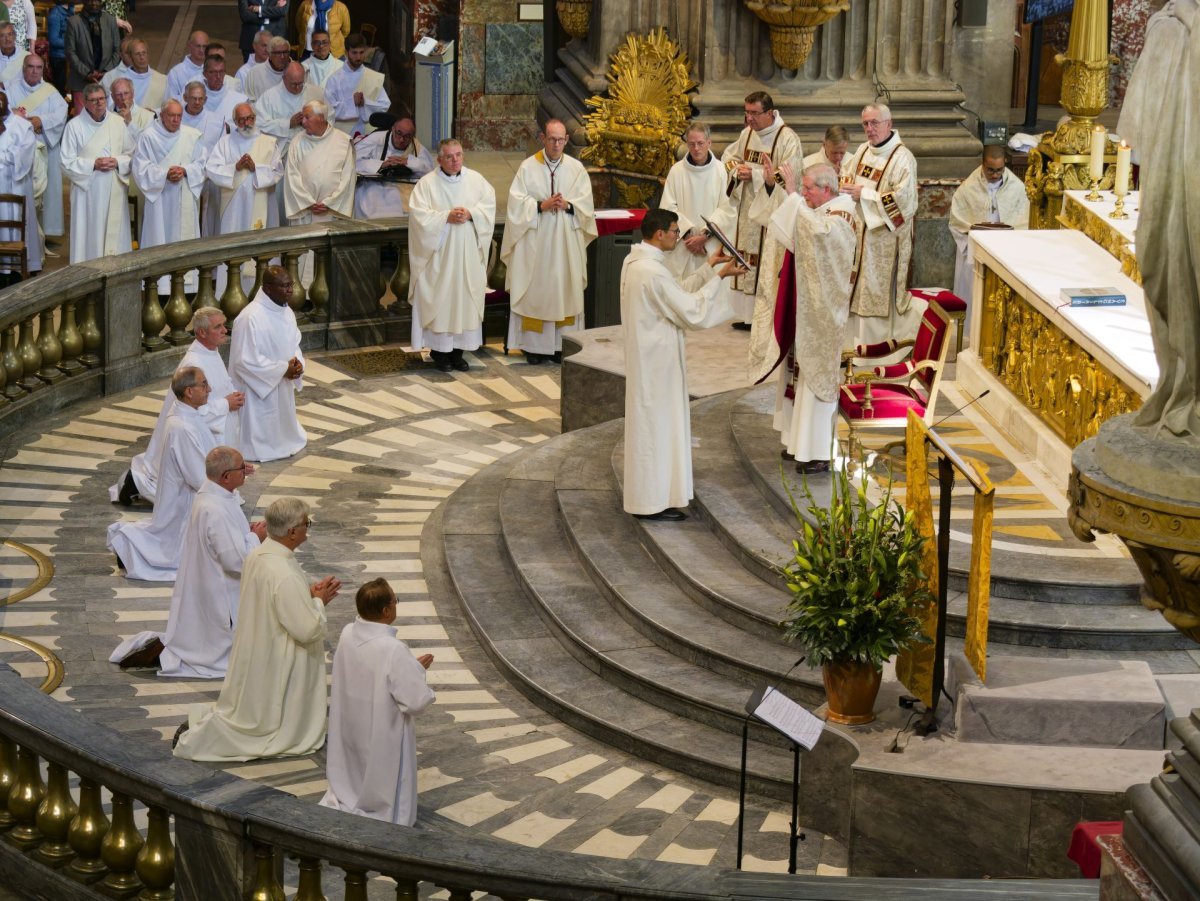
top-left (1086, 177), bottom-right (1103, 201)
top-left (1109, 194), bottom-right (1130, 219)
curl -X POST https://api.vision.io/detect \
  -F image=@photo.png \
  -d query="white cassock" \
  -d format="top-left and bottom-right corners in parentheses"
top-left (8, 75), bottom-right (68, 238)
top-left (0, 49), bottom-right (27, 88)
top-left (133, 121), bottom-right (206, 291)
top-left (182, 107), bottom-right (224, 155)
top-left (500, 151), bottom-right (597, 354)
top-left (319, 618), bottom-right (436, 826)
top-left (166, 57), bottom-right (204, 102)
top-left (352, 130), bottom-right (434, 219)
top-left (949, 165), bottom-right (1029, 310)
top-left (242, 61), bottom-right (285, 101)
top-left (720, 112), bottom-right (804, 323)
top-left (803, 147), bottom-right (844, 174)
top-left (103, 66), bottom-right (167, 110)
top-left (173, 538), bottom-right (329, 762)
top-left (60, 110), bottom-right (132, 263)
top-left (283, 123), bottom-right (354, 222)
top-left (204, 81), bottom-right (248, 130)
top-left (106, 403), bottom-right (215, 581)
top-left (254, 83), bottom-right (325, 160)
top-left (108, 480), bottom-right (259, 679)
top-left (206, 128), bottom-right (282, 233)
top-left (765, 192), bottom-right (857, 462)
top-left (323, 63), bottom-right (388, 136)
top-left (407, 166), bottom-right (496, 352)
top-left (302, 53), bottom-right (339, 88)
top-left (659, 150), bottom-right (737, 280)
top-left (620, 242), bottom-right (735, 514)
top-left (234, 58), bottom-right (261, 94)
top-left (110, 341), bottom-right (236, 504)
top-left (226, 291), bottom-right (307, 462)
top-left (845, 130), bottom-right (919, 345)
top-left (0, 113), bottom-right (41, 273)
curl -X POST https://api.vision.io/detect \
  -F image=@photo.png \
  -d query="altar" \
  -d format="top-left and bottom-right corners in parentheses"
top-left (955, 191), bottom-right (1155, 485)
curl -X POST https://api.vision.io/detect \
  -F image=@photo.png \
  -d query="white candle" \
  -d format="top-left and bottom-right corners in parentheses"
top-left (1114, 140), bottom-right (1131, 196)
top-left (1089, 125), bottom-right (1106, 182)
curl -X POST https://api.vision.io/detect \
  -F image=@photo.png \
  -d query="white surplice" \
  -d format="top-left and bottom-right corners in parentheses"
top-left (61, 110), bottom-right (132, 263)
top-left (949, 165), bottom-right (1029, 306)
top-left (323, 63), bottom-right (388, 136)
top-left (282, 122), bottom-right (354, 222)
top-left (103, 65), bottom-right (167, 110)
top-left (166, 57), bottom-right (204, 102)
top-left (226, 291), bottom-right (307, 462)
top-left (407, 166), bottom-right (496, 352)
top-left (620, 243), bottom-right (735, 514)
top-left (659, 151), bottom-right (737, 279)
top-left (206, 128), bottom-right (282, 235)
top-left (301, 53), bottom-right (339, 88)
top-left (352, 130), bottom-right (434, 219)
top-left (0, 113), bottom-right (41, 273)
top-left (319, 618), bottom-right (436, 825)
top-left (500, 151), bottom-right (597, 354)
top-left (133, 121), bottom-right (206, 263)
top-left (8, 75), bottom-right (68, 237)
top-left (242, 61), bottom-right (285, 101)
top-left (181, 107), bottom-right (225, 155)
top-left (254, 82), bottom-right (324, 160)
top-left (203, 80), bottom-right (248, 129)
top-left (0, 49), bottom-right (28, 88)
top-left (107, 403), bottom-right (215, 581)
top-left (173, 538), bottom-right (329, 762)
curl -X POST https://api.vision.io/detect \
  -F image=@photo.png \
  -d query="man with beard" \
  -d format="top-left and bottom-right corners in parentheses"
top-left (207, 102), bottom-right (282, 234)
top-left (61, 82), bottom-right (131, 262)
top-left (323, 33), bottom-right (388, 137)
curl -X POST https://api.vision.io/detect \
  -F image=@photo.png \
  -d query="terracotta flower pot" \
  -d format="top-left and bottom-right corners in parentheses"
top-left (822, 659), bottom-right (883, 725)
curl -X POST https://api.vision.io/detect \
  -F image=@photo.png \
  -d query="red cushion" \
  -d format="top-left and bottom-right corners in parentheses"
top-left (912, 288), bottom-right (967, 313)
top-left (854, 338), bottom-right (899, 358)
top-left (839, 382), bottom-right (930, 420)
top-left (874, 361), bottom-right (915, 379)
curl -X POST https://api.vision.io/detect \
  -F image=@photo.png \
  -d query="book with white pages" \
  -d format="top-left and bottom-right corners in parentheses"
top-left (745, 685), bottom-right (825, 750)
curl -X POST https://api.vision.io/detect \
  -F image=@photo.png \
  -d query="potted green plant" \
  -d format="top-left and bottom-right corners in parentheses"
top-left (779, 465), bottom-right (932, 724)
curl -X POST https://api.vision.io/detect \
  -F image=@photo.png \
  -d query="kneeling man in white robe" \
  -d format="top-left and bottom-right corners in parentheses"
top-left (407, 138), bottom-right (496, 373)
top-left (109, 446), bottom-right (266, 676)
top-left (174, 497), bottom-right (342, 762)
top-left (620, 208), bottom-right (744, 521)
top-left (760, 163), bottom-right (858, 473)
top-left (227, 265), bottom-right (308, 462)
top-left (320, 578), bottom-right (436, 826)
top-left (107, 367), bottom-right (216, 581)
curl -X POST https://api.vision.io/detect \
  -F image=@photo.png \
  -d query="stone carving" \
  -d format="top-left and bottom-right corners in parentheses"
top-left (556, 0), bottom-right (592, 39)
top-left (741, 0), bottom-right (851, 69)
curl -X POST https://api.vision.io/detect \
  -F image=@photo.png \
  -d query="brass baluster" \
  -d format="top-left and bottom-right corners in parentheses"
top-left (99, 791), bottom-right (144, 895)
top-left (163, 272), bottom-right (193, 345)
top-left (5, 746), bottom-right (46, 850)
top-left (441, 888), bottom-right (473, 901)
top-left (57, 300), bottom-right (85, 375)
top-left (284, 251), bottom-right (307, 309)
top-left (248, 843), bottom-right (284, 901)
top-left (285, 258), bottom-right (307, 324)
top-left (79, 297), bottom-right (102, 368)
top-left (220, 258), bottom-right (249, 321)
top-left (141, 279), bottom-right (167, 351)
top-left (1, 324), bottom-right (21, 399)
top-left (67, 776), bottom-right (109, 882)
top-left (35, 309), bottom-right (65, 383)
top-left (0, 736), bottom-right (16, 830)
top-left (309, 248), bottom-right (329, 320)
top-left (15, 316), bottom-right (43, 392)
top-left (392, 878), bottom-right (418, 901)
top-left (194, 265), bottom-right (218, 310)
top-left (390, 242), bottom-right (409, 302)
top-left (294, 857), bottom-right (326, 901)
top-left (487, 239), bottom-right (506, 292)
top-left (134, 805), bottom-right (174, 900)
top-left (343, 868), bottom-right (368, 901)
top-left (33, 761), bottom-right (77, 866)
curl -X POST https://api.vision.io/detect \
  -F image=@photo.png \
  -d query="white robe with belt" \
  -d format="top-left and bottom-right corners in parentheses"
top-left (319, 619), bottom-right (436, 825)
top-left (620, 243), bottom-right (735, 514)
top-left (60, 110), bottom-right (132, 263)
top-left (227, 292), bottom-right (307, 462)
top-left (8, 76), bottom-right (68, 238)
top-left (174, 538), bottom-right (329, 762)
top-left (406, 166), bottom-right (495, 352)
top-left (106, 403), bottom-right (215, 581)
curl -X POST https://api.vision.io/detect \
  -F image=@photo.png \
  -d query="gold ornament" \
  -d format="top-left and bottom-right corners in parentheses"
top-left (742, 0), bottom-right (851, 69)
top-left (555, 0), bottom-right (592, 40)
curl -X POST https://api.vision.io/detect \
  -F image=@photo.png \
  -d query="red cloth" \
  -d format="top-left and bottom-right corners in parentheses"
top-left (838, 382), bottom-right (930, 420)
top-left (754, 250), bottom-right (796, 387)
top-left (596, 208), bottom-right (647, 237)
top-left (1067, 821), bottom-right (1123, 878)
top-left (910, 288), bottom-right (967, 313)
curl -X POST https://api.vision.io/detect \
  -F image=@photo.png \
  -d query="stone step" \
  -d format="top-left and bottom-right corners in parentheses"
top-left (440, 448), bottom-right (797, 801)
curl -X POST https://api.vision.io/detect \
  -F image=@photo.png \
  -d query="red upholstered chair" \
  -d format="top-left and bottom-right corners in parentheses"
top-left (838, 299), bottom-right (953, 457)
top-left (909, 288), bottom-right (967, 353)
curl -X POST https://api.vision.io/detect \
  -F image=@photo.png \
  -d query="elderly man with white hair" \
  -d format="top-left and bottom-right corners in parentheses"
top-left (235, 30), bottom-right (271, 93)
top-left (61, 82), bottom-right (132, 263)
top-left (173, 496), bottom-right (342, 762)
top-left (255, 61), bottom-right (322, 160)
top-left (166, 30), bottom-right (209, 101)
top-left (244, 35), bottom-right (291, 101)
top-left (10, 54), bottom-right (68, 240)
top-left (109, 76), bottom-right (154, 141)
top-left (207, 101), bottom-right (282, 234)
top-left (841, 102), bottom-right (919, 344)
top-left (283, 98), bottom-right (353, 225)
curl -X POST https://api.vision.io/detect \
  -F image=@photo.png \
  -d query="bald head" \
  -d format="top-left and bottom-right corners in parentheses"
top-left (187, 31), bottom-right (209, 65)
top-left (283, 61), bottom-right (306, 94)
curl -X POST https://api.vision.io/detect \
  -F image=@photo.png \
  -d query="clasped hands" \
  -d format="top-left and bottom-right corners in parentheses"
top-left (235, 153), bottom-right (256, 172)
top-left (446, 206), bottom-right (472, 224)
top-left (310, 576), bottom-right (342, 606)
top-left (540, 193), bottom-right (568, 213)
top-left (285, 356), bottom-right (304, 380)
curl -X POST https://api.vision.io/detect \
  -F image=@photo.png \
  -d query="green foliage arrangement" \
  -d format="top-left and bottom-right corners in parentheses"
top-left (779, 464), bottom-right (932, 669)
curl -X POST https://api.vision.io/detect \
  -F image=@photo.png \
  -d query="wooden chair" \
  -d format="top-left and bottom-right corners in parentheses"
top-left (0, 193), bottom-right (29, 280)
top-left (361, 23), bottom-right (377, 46)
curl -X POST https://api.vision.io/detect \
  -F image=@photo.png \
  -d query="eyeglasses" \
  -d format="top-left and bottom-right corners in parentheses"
top-left (545, 137), bottom-right (568, 145)
top-left (394, 131), bottom-right (415, 138)
top-left (666, 227), bottom-right (681, 235)
top-left (862, 118), bottom-right (886, 128)
top-left (222, 464), bottom-right (249, 476)
top-left (983, 165), bottom-right (1005, 175)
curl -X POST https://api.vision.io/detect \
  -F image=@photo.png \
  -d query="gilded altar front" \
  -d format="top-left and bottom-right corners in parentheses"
top-left (1058, 190), bottom-right (1141, 284)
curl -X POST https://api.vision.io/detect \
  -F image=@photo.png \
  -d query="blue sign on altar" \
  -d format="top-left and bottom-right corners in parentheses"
top-left (1024, 0), bottom-right (1075, 23)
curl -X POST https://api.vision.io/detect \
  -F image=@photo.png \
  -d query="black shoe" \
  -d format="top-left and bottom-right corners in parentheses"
top-left (796, 460), bottom-right (831, 475)
top-left (781, 450), bottom-right (795, 462)
top-left (732, 322), bottom-right (752, 331)
top-left (525, 352), bottom-right (544, 365)
top-left (451, 350), bottom-right (470, 372)
top-left (118, 470), bottom-right (139, 506)
top-left (171, 721), bottom-right (190, 750)
top-left (551, 351), bottom-right (562, 364)
top-left (114, 553), bottom-right (126, 571)
top-left (430, 351), bottom-right (453, 373)
top-left (634, 508), bottom-right (688, 522)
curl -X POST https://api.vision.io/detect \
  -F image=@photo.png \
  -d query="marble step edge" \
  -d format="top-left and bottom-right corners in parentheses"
top-left (726, 388), bottom-right (1142, 606)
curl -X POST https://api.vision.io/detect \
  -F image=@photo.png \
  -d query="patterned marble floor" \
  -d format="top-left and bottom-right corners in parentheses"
top-left (0, 342), bottom-right (843, 893)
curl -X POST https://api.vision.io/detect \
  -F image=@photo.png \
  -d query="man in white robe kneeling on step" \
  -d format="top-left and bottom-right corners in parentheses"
top-left (320, 578), bottom-right (435, 826)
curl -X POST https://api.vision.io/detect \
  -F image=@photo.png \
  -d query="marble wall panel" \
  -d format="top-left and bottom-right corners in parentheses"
top-left (461, 0), bottom-right (517, 24)
top-left (485, 23), bottom-right (544, 94)
top-left (460, 23), bottom-right (485, 92)
top-left (458, 117), bottom-right (539, 152)
top-left (458, 91), bottom-right (538, 120)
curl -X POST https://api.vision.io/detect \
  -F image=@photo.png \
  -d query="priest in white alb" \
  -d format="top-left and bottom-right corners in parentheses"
top-left (282, 98), bottom-right (353, 224)
top-left (201, 56), bottom-right (247, 127)
top-left (111, 307), bottom-right (245, 506)
top-left (323, 32), bottom-right (387, 136)
top-left (107, 367), bottom-right (216, 581)
top-left (407, 138), bottom-right (496, 373)
top-left (500, 119), bottom-right (597, 365)
top-left (227, 265), bottom-right (308, 462)
top-left (0, 24), bottom-right (27, 90)
top-left (206, 102), bottom-right (282, 233)
top-left (173, 497), bottom-right (342, 762)
top-left (352, 115), bottom-right (433, 219)
top-left (181, 81), bottom-right (224, 155)
top-left (660, 122), bottom-right (737, 279)
top-left (949, 144), bottom-right (1028, 307)
top-left (620, 209), bottom-right (743, 521)
top-left (242, 36), bottom-right (290, 101)
top-left (235, 31), bottom-right (271, 94)
top-left (255, 62), bottom-right (324, 160)
top-left (761, 162), bottom-right (857, 473)
top-left (166, 30), bottom-right (208, 101)
top-left (61, 83), bottom-right (132, 263)
top-left (102, 39), bottom-right (166, 111)
top-left (109, 445), bottom-right (266, 677)
top-left (10, 54), bottom-right (68, 241)
top-left (301, 30), bottom-right (339, 88)
top-left (320, 578), bottom-right (436, 826)
top-left (0, 90), bottom-right (41, 279)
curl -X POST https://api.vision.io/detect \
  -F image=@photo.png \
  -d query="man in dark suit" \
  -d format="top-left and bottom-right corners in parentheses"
top-left (64, 0), bottom-right (121, 113)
